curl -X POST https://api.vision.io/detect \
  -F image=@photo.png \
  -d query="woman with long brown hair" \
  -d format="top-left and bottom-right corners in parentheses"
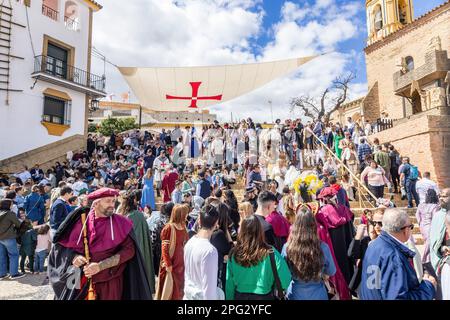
top-left (225, 215), bottom-right (291, 300)
top-left (282, 206), bottom-right (336, 300)
top-left (156, 204), bottom-right (190, 300)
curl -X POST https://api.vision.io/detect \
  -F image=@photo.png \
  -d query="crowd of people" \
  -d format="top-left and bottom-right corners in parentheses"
top-left (0, 116), bottom-right (448, 300)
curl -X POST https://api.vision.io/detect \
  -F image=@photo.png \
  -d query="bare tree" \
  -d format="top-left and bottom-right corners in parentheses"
top-left (290, 72), bottom-right (356, 123)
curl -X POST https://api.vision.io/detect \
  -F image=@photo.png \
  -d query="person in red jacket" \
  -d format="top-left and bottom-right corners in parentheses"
top-left (161, 166), bottom-right (179, 203)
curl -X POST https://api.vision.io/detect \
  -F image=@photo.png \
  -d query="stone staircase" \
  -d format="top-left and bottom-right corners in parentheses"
top-left (351, 189), bottom-right (423, 245)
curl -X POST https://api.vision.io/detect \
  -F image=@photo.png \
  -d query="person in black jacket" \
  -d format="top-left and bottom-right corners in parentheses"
top-left (49, 186), bottom-right (73, 239)
top-left (113, 165), bottom-right (129, 190)
top-left (347, 208), bottom-right (384, 297)
top-left (254, 191), bottom-right (279, 251)
top-left (87, 134), bottom-right (96, 158)
top-left (30, 164), bottom-right (44, 183)
top-left (54, 162), bottom-right (65, 184)
top-left (209, 200), bottom-right (234, 290)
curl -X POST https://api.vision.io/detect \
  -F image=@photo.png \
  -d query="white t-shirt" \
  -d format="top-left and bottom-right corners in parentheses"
top-left (72, 181), bottom-right (88, 196)
top-left (416, 178), bottom-right (440, 204)
top-left (183, 236), bottom-right (218, 300)
top-left (124, 137), bottom-right (132, 146)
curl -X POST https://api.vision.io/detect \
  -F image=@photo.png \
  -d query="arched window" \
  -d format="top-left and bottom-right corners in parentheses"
top-left (405, 56), bottom-right (414, 72)
top-left (64, 1), bottom-right (80, 31)
top-left (373, 5), bottom-right (383, 32)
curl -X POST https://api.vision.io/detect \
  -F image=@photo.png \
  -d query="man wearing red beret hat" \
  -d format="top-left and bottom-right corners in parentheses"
top-left (314, 186), bottom-right (355, 300)
top-left (48, 188), bottom-right (153, 300)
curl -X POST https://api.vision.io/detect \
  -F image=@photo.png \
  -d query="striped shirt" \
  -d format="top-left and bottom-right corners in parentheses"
top-left (358, 143), bottom-right (372, 163)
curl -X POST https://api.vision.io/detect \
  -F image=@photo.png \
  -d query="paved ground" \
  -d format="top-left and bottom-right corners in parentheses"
top-left (0, 273), bottom-right (54, 300)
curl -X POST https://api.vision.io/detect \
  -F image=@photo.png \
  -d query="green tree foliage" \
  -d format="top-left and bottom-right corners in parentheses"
top-left (88, 123), bottom-right (97, 133)
top-left (97, 117), bottom-right (138, 136)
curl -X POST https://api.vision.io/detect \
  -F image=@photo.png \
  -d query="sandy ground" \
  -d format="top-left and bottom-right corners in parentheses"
top-left (0, 272), bottom-right (54, 300)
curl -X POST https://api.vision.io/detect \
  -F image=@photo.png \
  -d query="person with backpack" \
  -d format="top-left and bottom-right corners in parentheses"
top-left (400, 157), bottom-right (421, 208)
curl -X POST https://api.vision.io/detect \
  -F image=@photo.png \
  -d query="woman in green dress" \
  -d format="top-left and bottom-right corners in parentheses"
top-left (334, 128), bottom-right (345, 160)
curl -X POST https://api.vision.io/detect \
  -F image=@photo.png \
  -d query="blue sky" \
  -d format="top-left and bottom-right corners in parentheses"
top-left (255, 0), bottom-right (446, 85)
top-left (92, 0), bottom-right (447, 122)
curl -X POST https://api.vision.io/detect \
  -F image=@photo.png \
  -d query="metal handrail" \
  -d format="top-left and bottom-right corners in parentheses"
top-left (306, 127), bottom-right (377, 207)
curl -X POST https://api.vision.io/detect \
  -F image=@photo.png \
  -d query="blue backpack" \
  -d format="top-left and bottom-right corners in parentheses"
top-left (409, 165), bottom-right (419, 180)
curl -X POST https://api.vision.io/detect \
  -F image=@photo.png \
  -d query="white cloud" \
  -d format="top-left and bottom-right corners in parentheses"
top-left (91, 0), bottom-right (367, 123)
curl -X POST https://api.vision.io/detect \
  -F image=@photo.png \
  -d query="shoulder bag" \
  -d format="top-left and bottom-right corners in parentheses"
top-left (269, 251), bottom-right (286, 300)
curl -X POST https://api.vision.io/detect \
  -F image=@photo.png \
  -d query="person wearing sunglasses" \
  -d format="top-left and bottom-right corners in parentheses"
top-left (348, 208), bottom-right (384, 298)
top-left (360, 208), bottom-right (437, 300)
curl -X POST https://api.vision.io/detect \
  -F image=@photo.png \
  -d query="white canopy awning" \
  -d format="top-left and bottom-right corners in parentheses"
top-left (118, 56), bottom-right (317, 112)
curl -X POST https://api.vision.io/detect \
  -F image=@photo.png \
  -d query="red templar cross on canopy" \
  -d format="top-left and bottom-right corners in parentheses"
top-left (165, 82), bottom-right (223, 109)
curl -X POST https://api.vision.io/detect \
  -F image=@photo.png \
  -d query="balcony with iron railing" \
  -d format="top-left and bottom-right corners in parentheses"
top-left (64, 16), bottom-right (79, 31)
top-left (32, 55), bottom-right (106, 97)
top-left (41, 3), bottom-right (81, 32)
top-left (369, 118), bottom-right (395, 135)
top-left (393, 50), bottom-right (450, 94)
top-left (42, 3), bottom-right (58, 21)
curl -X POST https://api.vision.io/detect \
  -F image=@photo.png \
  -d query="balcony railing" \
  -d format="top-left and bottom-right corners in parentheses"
top-left (42, 4), bottom-right (58, 21)
top-left (64, 16), bottom-right (79, 31)
top-left (34, 55), bottom-right (106, 93)
top-left (369, 118), bottom-right (394, 135)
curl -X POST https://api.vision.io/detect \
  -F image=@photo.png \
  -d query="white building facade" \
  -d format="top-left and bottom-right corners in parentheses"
top-left (0, 0), bottom-right (104, 170)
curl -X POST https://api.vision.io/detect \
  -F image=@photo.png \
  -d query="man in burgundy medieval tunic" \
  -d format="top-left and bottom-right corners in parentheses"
top-left (161, 167), bottom-right (179, 203)
top-left (48, 188), bottom-right (152, 300)
top-left (315, 187), bottom-right (355, 300)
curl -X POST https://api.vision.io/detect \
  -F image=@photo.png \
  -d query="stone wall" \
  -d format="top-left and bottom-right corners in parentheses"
top-left (0, 135), bottom-right (85, 174)
top-left (362, 81), bottom-right (380, 122)
top-left (365, 6), bottom-right (450, 119)
top-left (369, 114), bottom-right (450, 188)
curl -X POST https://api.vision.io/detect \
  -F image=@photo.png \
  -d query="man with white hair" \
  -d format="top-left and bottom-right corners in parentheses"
top-left (360, 208), bottom-right (436, 300)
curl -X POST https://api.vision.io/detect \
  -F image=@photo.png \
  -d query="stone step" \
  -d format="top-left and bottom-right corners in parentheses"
top-left (413, 234), bottom-right (425, 245)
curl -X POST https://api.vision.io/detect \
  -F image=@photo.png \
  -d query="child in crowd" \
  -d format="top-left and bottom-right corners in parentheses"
top-left (171, 181), bottom-right (183, 204)
top-left (34, 224), bottom-right (51, 275)
top-left (19, 219), bottom-right (37, 274)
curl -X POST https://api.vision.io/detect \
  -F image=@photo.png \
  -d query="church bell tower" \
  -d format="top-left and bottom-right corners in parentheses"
top-left (366, 0), bottom-right (414, 45)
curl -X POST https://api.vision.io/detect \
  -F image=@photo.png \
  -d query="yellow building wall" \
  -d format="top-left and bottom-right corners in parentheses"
top-left (365, 7), bottom-right (450, 119)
